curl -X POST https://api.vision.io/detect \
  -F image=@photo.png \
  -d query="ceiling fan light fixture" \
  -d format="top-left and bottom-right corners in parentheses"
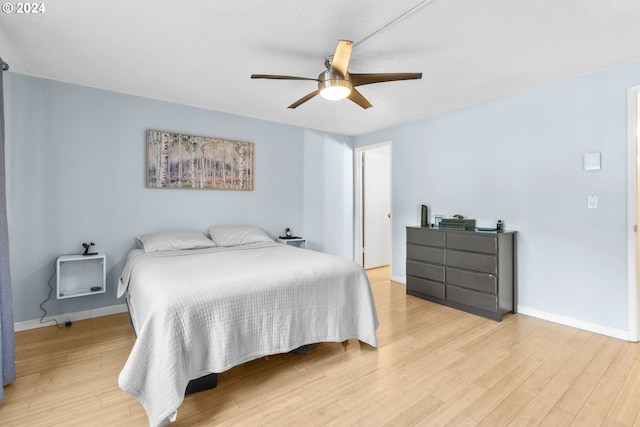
top-left (320, 84), bottom-right (351, 101)
top-left (318, 76), bottom-right (352, 101)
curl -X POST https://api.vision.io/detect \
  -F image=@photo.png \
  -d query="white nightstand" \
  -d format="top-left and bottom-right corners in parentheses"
top-left (277, 237), bottom-right (307, 249)
top-left (56, 253), bottom-right (106, 299)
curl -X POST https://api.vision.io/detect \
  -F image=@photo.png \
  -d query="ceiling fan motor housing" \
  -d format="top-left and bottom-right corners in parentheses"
top-left (317, 70), bottom-right (352, 100)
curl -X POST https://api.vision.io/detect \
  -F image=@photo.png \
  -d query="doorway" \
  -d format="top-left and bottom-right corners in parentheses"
top-left (627, 86), bottom-right (640, 342)
top-left (354, 142), bottom-right (392, 271)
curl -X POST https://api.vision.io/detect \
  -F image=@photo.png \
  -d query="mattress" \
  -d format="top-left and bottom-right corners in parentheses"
top-left (117, 242), bottom-right (379, 426)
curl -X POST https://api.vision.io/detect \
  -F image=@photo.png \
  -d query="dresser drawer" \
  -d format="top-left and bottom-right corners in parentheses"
top-left (407, 228), bottom-right (445, 248)
top-left (407, 276), bottom-right (445, 300)
top-left (447, 285), bottom-right (498, 313)
top-left (407, 260), bottom-right (445, 282)
top-left (407, 244), bottom-right (445, 265)
top-left (447, 268), bottom-right (497, 294)
top-left (447, 250), bottom-right (497, 274)
top-left (447, 233), bottom-right (497, 255)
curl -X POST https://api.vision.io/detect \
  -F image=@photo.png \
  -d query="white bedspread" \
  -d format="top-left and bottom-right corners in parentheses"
top-left (117, 242), bottom-right (379, 427)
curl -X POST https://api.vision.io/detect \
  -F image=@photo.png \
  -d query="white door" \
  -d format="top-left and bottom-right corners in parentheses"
top-left (626, 87), bottom-right (640, 341)
top-left (627, 87), bottom-right (640, 341)
top-left (363, 146), bottom-right (391, 269)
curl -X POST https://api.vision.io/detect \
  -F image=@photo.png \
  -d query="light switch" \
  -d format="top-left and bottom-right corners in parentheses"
top-left (587, 195), bottom-right (598, 208)
top-left (584, 152), bottom-right (601, 171)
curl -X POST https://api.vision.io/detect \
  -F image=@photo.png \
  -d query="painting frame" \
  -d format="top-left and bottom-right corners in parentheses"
top-left (146, 129), bottom-right (254, 191)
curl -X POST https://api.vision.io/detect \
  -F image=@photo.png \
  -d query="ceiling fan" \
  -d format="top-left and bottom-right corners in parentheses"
top-left (251, 40), bottom-right (422, 109)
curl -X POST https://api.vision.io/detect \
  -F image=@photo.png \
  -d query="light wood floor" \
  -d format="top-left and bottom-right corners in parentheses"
top-left (2, 266), bottom-right (640, 426)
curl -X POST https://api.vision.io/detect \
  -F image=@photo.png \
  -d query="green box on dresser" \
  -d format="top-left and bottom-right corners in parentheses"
top-left (406, 226), bottom-right (517, 321)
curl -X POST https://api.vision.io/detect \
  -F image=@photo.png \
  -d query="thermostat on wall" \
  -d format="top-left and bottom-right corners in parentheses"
top-left (584, 152), bottom-right (601, 171)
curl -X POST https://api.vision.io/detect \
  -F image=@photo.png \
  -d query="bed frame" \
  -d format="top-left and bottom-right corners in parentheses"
top-left (185, 373), bottom-right (218, 393)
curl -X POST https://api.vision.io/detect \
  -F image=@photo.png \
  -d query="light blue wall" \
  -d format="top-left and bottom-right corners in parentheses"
top-left (303, 129), bottom-right (354, 258)
top-left (355, 59), bottom-right (640, 331)
top-left (4, 74), bottom-right (354, 322)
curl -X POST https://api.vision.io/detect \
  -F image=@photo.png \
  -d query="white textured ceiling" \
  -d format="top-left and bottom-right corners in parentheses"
top-left (2, 0), bottom-right (640, 136)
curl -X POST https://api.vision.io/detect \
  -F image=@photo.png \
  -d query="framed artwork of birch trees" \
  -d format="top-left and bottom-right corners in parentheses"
top-left (146, 130), bottom-right (254, 190)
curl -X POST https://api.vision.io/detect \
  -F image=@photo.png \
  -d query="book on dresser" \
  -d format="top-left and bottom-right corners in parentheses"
top-left (405, 226), bottom-right (517, 321)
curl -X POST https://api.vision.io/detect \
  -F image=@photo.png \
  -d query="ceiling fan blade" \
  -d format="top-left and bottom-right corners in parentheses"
top-left (251, 74), bottom-right (319, 82)
top-left (350, 72), bottom-right (422, 87)
top-left (288, 90), bottom-right (319, 109)
top-left (347, 88), bottom-right (373, 109)
top-left (330, 40), bottom-right (353, 77)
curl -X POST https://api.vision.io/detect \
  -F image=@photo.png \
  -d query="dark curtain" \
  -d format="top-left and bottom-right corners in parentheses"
top-left (0, 56), bottom-right (15, 402)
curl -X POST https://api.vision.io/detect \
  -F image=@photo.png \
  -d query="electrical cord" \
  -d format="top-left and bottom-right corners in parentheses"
top-left (353, 0), bottom-right (435, 49)
top-left (39, 264), bottom-right (63, 328)
top-left (39, 254), bottom-right (77, 329)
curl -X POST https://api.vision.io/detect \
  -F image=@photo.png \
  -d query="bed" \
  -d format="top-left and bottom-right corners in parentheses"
top-left (117, 226), bottom-right (379, 427)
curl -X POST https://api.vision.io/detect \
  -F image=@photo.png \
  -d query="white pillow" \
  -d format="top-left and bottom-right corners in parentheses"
top-left (136, 230), bottom-right (216, 252)
top-left (208, 225), bottom-right (273, 247)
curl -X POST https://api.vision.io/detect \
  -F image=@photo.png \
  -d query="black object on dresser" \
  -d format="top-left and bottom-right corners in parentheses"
top-left (406, 226), bottom-right (517, 321)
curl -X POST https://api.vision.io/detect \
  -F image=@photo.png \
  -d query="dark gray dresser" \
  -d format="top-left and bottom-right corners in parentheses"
top-left (406, 226), bottom-right (517, 321)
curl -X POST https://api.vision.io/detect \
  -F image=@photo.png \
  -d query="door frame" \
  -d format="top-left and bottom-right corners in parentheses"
top-left (627, 85), bottom-right (639, 342)
top-left (354, 141), bottom-right (392, 269)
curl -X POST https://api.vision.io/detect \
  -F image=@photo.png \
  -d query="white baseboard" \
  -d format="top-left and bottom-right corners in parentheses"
top-left (392, 274), bottom-right (630, 341)
top-left (517, 305), bottom-right (631, 341)
top-left (14, 304), bottom-right (129, 332)
top-left (390, 275), bottom-right (406, 284)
